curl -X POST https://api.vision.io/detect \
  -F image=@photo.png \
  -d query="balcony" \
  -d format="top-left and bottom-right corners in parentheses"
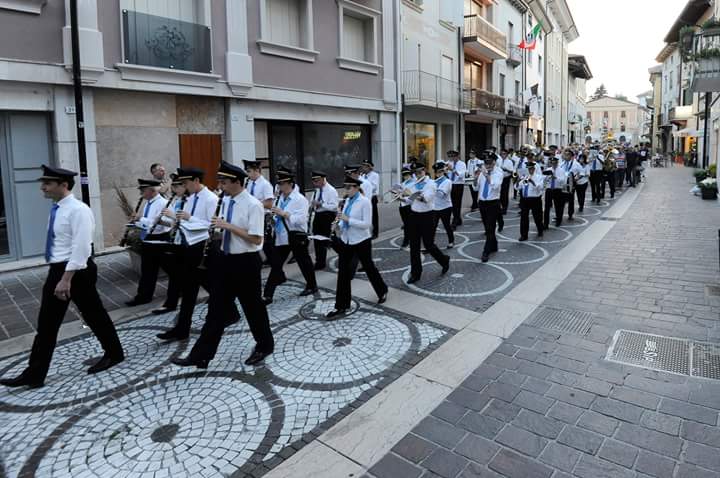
top-left (464, 88), bottom-right (506, 118)
top-left (689, 31), bottom-right (720, 92)
top-left (403, 70), bottom-right (461, 111)
top-left (668, 105), bottom-right (693, 125)
top-left (506, 99), bottom-right (529, 119)
top-left (506, 45), bottom-right (522, 68)
top-left (121, 10), bottom-right (212, 73)
top-left (463, 15), bottom-right (508, 60)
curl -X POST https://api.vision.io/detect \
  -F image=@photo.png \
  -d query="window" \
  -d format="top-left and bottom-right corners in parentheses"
top-left (538, 55), bottom-right (542, 74)
top-left (603, 111), bottom-right (608, 118)
top-left (528, 50), bottom-right (533, 66)
top-left (407, 123), bottom-right (436, 169)
top-left (464, 61), bottom-right (483, 89)
top-left (337, 1), bottom-right (381, 74)
top-left (499, 73), bottom-right (505, 97)
top-left (528, 14), bottom-right (533, 28)
top-left (465, 0), bottom-right (483, 16)
top-left (621, 110), bottom-right (626, 118)
top-left (586, 112), bottom-right (591, 120)
top-left (515, 80), bottom-right (521, 101)
top-left (669, 73), bottom-right (673, 89)
top-left (258, 0), bottom-right (317, 62)
top-left (620, 124), bottom-right (626, 132)
top-left (508, 22), bottom-right (514, 44)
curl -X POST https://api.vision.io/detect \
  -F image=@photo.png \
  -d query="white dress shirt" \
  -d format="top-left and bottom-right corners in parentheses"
top-left (47, 194), bottom-right (94, 271)
top-left (561, 159), bottom-right (584, 191)
top-left (274, 190), bottom-right (309, 246)
top-left (339, 192), bottom-right (372, 245)
top-left (312, 182), bottom-right (339, 212)
top-left (515, 157), bottom-right (529, 178)
top-left (545, 167), bottom-right (568, 190)
top-left (500, 158), bottom-right (515, 178)
top-left (399, 177), bottom-right (415, 208)
top-left (248, 176), bottom-right (274, 203)
top-left (362, 171), bottom-right (380, 197)
top-left (467, 158), bottom-right (482, 191)
top-left (220, 190), bottom-right (264, 254)
top-left (516, 172), bottom-right (545, 198)
top-left (175, 186), bottom-right (219, 246)
top-left (589, 156), bottom-right (605, 172)
top-left (434, 175), bottom-right (452, 210)
top-left (136, 194), bottom-right (171, 236)
top-left (410, 176), bottom-right (436, 213)
top-left (359, 177), bottom-right (372, 197)
top-left (449, 160), bottom-right (467, 185)
top-left (475, 167), bottom-right (504, 201)
top-left (576, 164), bottom-right (590, 185)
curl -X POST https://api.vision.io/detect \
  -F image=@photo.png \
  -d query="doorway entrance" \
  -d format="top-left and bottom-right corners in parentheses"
top-left (178, 134), bottom-right (222, 190)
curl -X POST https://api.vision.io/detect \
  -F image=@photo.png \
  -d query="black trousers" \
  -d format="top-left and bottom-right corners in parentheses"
top-left (189, 252), bottom-right (273, 361)
top-left (500, 176), bottom-right (512, 213)
top-left (371, 196), bottom-right (379, 239)
top-left (171, 243), bottom-right (239, 336)
top-left (575, 183), bottom-right (588, 211)
top-left (590, 171), bottom-right (603, 202)
top-left (433, 207), bottom-right (455, 244)
top-left (135, 233), bottom-right (179, 308)
top-left (264, 239), bottom-right (317, 299)
top-left (469, 187), bottom-right (479, 210)
top-left (24, 260), bottom-right (123, 382)
top-left (409, 211), bottom-right (449, 279)
top-left (312, 211), bottom-right (335, 268)
top-left (335, 238), bottom-right (388, 310)
top-left (601, 172), bottom-right (616, 198)
top-left (543, 189), bottom-right (565, 228)
top-left (479, 200), bottom-right (500, 254)
top-left (520, 197), bottom-right (543, 239)
top-left (563, 190), bottom-right (575, 219)
top-left (616, 169), bottom-right (625, 188)
top-left (262, 214), bottom-right (274, 263)
top-left (450, 184), bottom-right (464, 225)
top-left (399, 206), bottom-right (411, 246)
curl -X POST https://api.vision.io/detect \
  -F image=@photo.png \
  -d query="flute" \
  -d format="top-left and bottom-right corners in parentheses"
top-left (120, 196), bottom-right (144, 247)
top-left (146, 192), bottom-right (176, 237)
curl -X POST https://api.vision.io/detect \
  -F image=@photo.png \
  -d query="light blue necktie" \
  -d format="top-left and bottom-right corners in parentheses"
top-left (523, 184), bottom-right (529, 197)
top-left (342, 193), bottom-right (360, 230)
top-left (250, 181), bottom-right (256, 196)
top-left (275, 195), bottom-right (291, 233)
top-left (44, 204), bottom-right (59, 263)
top-left (482, 178), bottom-right (490, 200)
top-left (223, 199), bottom-right (235, 255)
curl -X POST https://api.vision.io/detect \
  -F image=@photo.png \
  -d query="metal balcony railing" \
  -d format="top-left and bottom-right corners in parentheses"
top-left (506, 98), bottom-right (527, 118)
top-left (463, 14), bottom-right (508, 55)
top-left (506, 45), bottom-right (522, 67)
top-left (403, 70), bottom-right (461, 110)
top-left (464, 88), bottom-right (506, 115)
top-left (122, 9), bottom-right (212, 73)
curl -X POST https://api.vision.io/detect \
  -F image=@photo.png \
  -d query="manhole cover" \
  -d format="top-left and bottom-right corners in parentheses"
top-left (528, 307), bottom-right (593, 335)
top-left (606, 330), bottom-right (689, 376)
top-left (706, 285), bottom-right (720, 298)
top-left (692, 342), bottom-right (720, 380)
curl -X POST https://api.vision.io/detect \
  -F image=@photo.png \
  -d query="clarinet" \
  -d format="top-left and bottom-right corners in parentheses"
top-left (146, 192), bottom-right (176, 237)
top-left (169, 194), bottom-right (187, 243)
top-left (307, 188), bottom-right (318, 232)
top-left (199, 192), bottom-right (226, 269)
top-left (120, 196), bottom-right (144, 247)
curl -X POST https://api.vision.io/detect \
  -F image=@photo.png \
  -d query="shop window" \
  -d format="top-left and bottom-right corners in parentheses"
top-left (302, 124), bottom-right (370, 188)
top-left (406, 122), bottom-right (436, 169)
top-left (338, 0), bottom-right (381, 74)
top-left (258, 0), bottom-right (318, 62)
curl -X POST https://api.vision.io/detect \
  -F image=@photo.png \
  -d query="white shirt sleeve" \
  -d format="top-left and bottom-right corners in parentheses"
top-left (247, 201), bottom-right (265, 237)
top-left (66, 206), bottom-right (93, 271)
top-left (287, 194), bottom-right (309, 230)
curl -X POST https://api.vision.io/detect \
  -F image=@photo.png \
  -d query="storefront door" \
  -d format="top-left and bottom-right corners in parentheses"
top-left (179, 134), bottom-right (222, 189)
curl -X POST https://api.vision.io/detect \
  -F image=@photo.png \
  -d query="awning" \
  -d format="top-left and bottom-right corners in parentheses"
top-left (673, 128), bottom-right (704, 138)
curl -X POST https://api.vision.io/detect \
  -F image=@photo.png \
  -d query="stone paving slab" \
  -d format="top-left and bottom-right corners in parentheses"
top-left (367, 168), bottom-right (720, 478)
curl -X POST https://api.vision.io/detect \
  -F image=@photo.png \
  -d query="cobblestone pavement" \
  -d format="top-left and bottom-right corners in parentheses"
top-left (0, 282), bottom-right (451, 477)
top-left (367, 167), bottom-right (720, 478)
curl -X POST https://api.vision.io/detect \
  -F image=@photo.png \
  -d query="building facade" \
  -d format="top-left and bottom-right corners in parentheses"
top-left (567, 54), bottom-right (591, 145)
top-left (585, 96), bottom-right (648, 145)
top-left (648, 64), bottom-right (663, 153)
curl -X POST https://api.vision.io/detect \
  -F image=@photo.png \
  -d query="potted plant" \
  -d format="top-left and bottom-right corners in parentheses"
top-left (114, 185), bottom-right (143, 274)
top-left (699, 177), bottom-right (718, 199)
top-left (702, 17), bottom-right (720, 36)
top-left (695, 169), bottom-right (709, 183)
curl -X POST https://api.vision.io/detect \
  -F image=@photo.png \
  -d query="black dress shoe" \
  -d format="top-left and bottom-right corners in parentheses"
top-left (441, 259), bottom-right (450, 275)
top-left (125, 298), bottom-right (152, 307)
top-left (171, 356), bottom-right (209, 369)
top-left (377, 293), bottom-right (387, 304)
top-left (519, 236), bottom-right (528, 242)
top-left (481, 253), bottom-right (489, 263)
top-left (224, 315), bottom-right (240, 327)
top-left (498, 224), bottom-right (504, 232)
top-left (156, 330), bottom-right (189, 342)
top-left (262, 297), bottom-right (273, 306)
top-left (87, 354), bottom-right (124, 374)
top-left (244, 349), bottom-right (272, 366)
top-left (325, 308), bottom-right (348, 319)
top-left (568, 216), bottom-right (574, 221)
top-left (152, 306), bottom-right (176, 315)
top-left (407, 276), bottom-right (421, 284)
top-left (299, 287), bottom-right (318, 297)
top-left (0, 374), bottom-right (44, 389)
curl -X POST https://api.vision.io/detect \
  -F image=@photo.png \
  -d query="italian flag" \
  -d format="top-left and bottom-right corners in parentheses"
top-left (519, 23), bottom-right (542, 50)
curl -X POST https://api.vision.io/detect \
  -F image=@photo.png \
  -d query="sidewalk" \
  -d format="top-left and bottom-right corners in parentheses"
top-left (367, 167), bottom-right (720, 478)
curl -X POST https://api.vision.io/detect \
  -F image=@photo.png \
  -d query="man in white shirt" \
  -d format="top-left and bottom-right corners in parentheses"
top-left (475, 153), bottom-right (505, 262)
top-left (543, 156), bottom-right (568, 229)
top-left (309, 170), bottom-right (339, 270)
top-left (575, 152), bottom-right (590, 213)
top-left (157, 167), bottom-right (240, 342)
top-left (432, 161), bottom-right (454, 248)
top-left (172, 162), bottom-right (274, 368)
top-left (516, 161), bottom-right (545, 241)
top-left (398, 164), bottom-right (416, 249)
top-left (326, 176), bottom-right (388, 319)
top-left (588, 147), bottom-right (604, 204)
top-left (126, 178), bottom-right (176, 307)
top-left (150, 163), bottom-right (172, 197)
top-left (446, 150), bottom-right (466, 228)
top-left (406, 163), bottom-right (450, 283)
top-left (498, 149), bottom-right (515, 215)
top-left (347, 165), bottom-right (372, 198)
top-left (244, 160), bottom-right (275, 265)
top-left (1, 166), bottom-right (124, 389)
top-left (560, 149), bottom-right (584, 221)
top-left (360, 160), bottom-right (380, 239)
top-left (263, 169), bottom-right (318, 303)
top-left (466, 149), bottom-right (482, 212)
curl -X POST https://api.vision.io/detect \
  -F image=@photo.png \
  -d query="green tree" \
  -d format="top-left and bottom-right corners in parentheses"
top-left (615, 93), bottom-right (628, 101)
top-left (591, 84), bottom-right (608, 100)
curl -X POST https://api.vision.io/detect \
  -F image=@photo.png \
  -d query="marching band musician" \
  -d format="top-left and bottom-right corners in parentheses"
top-left (512, 149), bottom-right (529, 201)
top-left (310, 170), bottom-right (339, 270)
top-left (263, 169), bottom-right (318, 304)
top-left (406, 162), bottom-right (451, 284)
top-left (588, 146), bottom-right (604, 204)
top-left (432, 161), bottom-right (455, 248)
top-left (575, 153), bottom-right (590, 212)
top-left (601, 149), bottom-right (617, 199)
top-left (446, 150), bottom-right (466, 228)
top-left (326, 176), bottom-right (388, 319)
top-left (466, 149), bottom-right (482, 212)
top-left (475, 153), bottom-right (504, 263)
top-left (346, 165), bottom-right (372, 197)
top-left (244, 160), bottom-right (275, 265)
top-left (560, 149), bottom-right (584, 221)
top-left (172, 162), bottom-right (274, 368)
top-left (360, 160), bottom-right (380, 239)
top-left (398, 164), bottom-right (415, 249)
top-left (1, 166), bottom-right (124, 388)
top-left (542, 155), bottom-right (568, 229)
top-left (498, 149), bottom-right (514, 215)
top-left (516, 161), bottom-right (545, 241)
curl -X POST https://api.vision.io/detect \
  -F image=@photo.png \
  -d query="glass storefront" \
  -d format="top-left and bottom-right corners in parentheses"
top-left (406, 122), bottom-right (436, 168)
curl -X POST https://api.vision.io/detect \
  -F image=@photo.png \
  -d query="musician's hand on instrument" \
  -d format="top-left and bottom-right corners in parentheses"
top-left (211, 216), bottom-right (228, 229)
top-left (161, 208), bottom-right (174, 218)
top-left (176, 211), bottom-right (190, 221)
top-left (339, 213), bottom-right (350, 222)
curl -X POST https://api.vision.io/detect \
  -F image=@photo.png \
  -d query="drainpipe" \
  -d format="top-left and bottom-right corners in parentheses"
top-left (457, 26), bottom-right (463, 154)
top-left (396, 0), bottom-right (403, 180)
top-left (704, 92), bottom-right (711, 169)
top-left (69, 0), bottom-right (90, 206)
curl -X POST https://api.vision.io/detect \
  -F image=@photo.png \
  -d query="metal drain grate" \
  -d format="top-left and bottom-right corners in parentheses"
top-left (529, 307), bottom-right (593, 335)
top-left (705, 285), bottom-right (720, 298)
top-left (692, 342), bottom-right (720, 380)
top-left (607, 330), bottom-right (689, 375)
